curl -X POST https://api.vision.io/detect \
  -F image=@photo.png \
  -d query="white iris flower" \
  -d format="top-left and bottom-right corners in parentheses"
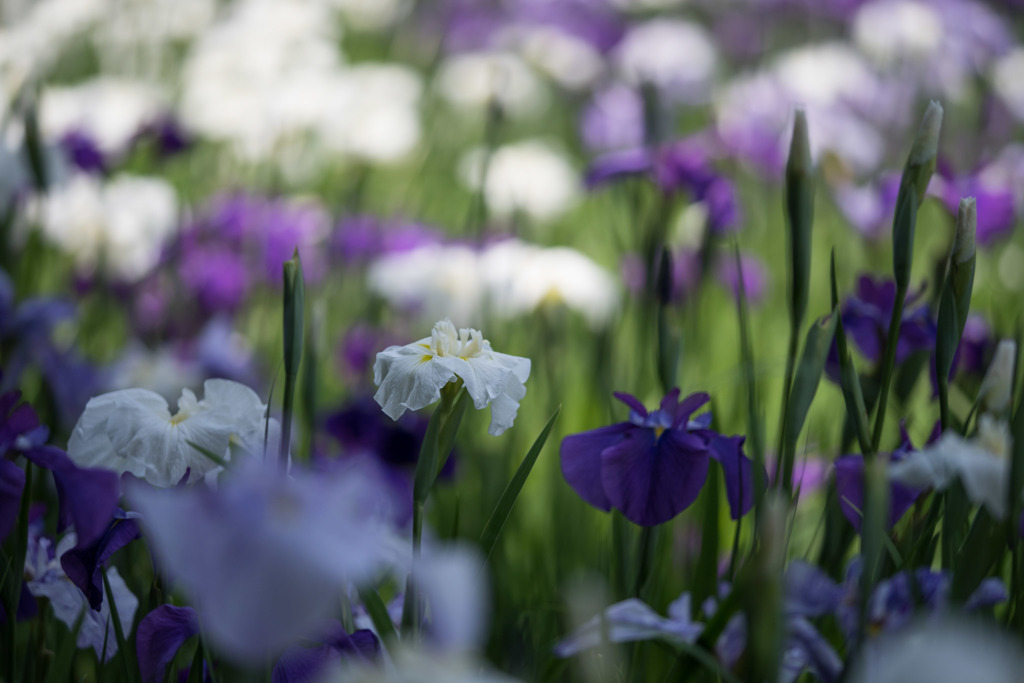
top-left (68, 379), bottom-right (278, 487)
top-left (373, 320), bottom-right (531, 436)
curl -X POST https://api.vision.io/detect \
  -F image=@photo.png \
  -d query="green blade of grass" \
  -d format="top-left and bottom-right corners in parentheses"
top-left (357, 585), bottom-right (399, 646)
top-left (479, 406), bottom-right (560, 562)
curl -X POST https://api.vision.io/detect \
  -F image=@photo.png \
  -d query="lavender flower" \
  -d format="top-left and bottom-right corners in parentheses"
top-left (560, 390), bottom-right (757, 526)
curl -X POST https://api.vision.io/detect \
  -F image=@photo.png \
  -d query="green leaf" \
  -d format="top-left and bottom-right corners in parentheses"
top-left (48, 604), bottom-right (88, 683)
top-left (479, 406), bottom-right (560, 562)
top-left (280, 249), bottom-right (305, 470)
top-left (186, 441), bottom-right (228, 469)
top-left (785, 107), bottom-right (815, 331)
top-left (102, 566), bottom-right (140, 683)
top-left (358, 585), bottom-right (399, 646)
top-left (830, 251), bottom-right (873, 456)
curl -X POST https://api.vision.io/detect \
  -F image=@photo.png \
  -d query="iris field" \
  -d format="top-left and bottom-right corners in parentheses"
top-left (3, 1), bottom-right (1024, 681)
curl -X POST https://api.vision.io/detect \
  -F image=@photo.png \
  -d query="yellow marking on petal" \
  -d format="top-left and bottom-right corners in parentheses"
top-left (654, 426), bottom-right (665, 439)
top-left (419, 355), bottom-right (433, 364)
top-left (169, 413), bottom-right (187, 426)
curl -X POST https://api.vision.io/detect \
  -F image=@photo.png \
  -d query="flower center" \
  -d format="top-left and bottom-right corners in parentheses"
top-left (428, 319), bottom-right (486, 359)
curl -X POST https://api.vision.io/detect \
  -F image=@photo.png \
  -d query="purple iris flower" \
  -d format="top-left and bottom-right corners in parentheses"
top-left (936, 159), bottom-right (1017, 246)
top-left (833, 424), bottom-right (933, 532)
top-left (134, 115), bottom-right (193, 158)
top-left (560, 389), bottom-right (758, 526)
top-left (827, 275), bottom-right (936, 381)
top-left (586, 137), bottom-right (741, 233)
top-left (580, 85), bottom-right (645, 153)
top-left (836, 559), bottom-right (1008, 645)
top-left (331, 215), bottom-right (443, 266)
top-left (60, 512), bottom-right (140, 610)
top-left (715, 252), bottom-right (768, 305)
top-left (272, 623), bottom-right (380, 683)
top-left (0, 378), bottom-right (119, 548)
top-left (136, 604), bottom-right (201, 683)
top-left (126, 459), bottom-right (406, 662)
top-left (831, 174), bottom-right (901, 242)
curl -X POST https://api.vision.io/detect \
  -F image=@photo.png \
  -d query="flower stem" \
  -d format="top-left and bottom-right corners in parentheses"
top-left (871, 282), bottom-right (907, 450)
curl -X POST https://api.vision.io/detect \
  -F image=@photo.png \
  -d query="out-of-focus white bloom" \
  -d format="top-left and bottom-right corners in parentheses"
top-left (328, 0), bottom-right (411, 31)
top-left (318, 64), bottom-right (422, 163)
top-left (0, 0), bottom-right (106, 91)
top-left (992, 48), bottom-right (1024, 122)
top-left (847, 617), bottom-right (1024, 683)
top-left (39, 78), bottom-right (167, 155)
top-left (436, 51), bottom-right (548, 118)
top-left (368, 243), bottom-right (485, 324)
top-left (459, 140), bottom-right (579, 223)
top-left (889, 415), bottom-right (1012, 519)
top-left (367, 240), bottom-right (620, 328)
top-left (373, 319), bottom-right (531, 436)
top-left (93, 0), bottom-right (216, 45)
top-left (106, 343), bottom-right (205, 403)
top-left (509, 25), bottom-right (605, 91)
top-left (853, 1), bottom-right (943, 64)
top-left (480, 239), bottom-right (619, 328)
top-left (774, 43), bottom-right (877, 108)
top-left (416, 543), bottom-right (489, 654)
top-left (30, 174), bottom-right (178, 282)
top-left (978, 340), bottom-right (1016, 414)
top-left (68, 379), bottom-right (277, 487)
top-left (25, 531), bottom-right (138, 661)
top-left (613, 19), bottom-right (717, 101)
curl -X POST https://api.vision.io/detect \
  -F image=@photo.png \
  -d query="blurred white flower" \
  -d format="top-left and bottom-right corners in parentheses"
top-left (853, 1), bottom-right (944, 64)
top-left (39, 78), bottom-right (167, 155)
top-left (436, 51), bottom-right (548, 118)
top-left (889, 414), bottom-right (1011, 519)
top-left (613, 19), bottom-right (717, 101)
top-left (368, 243), bottom-right (485, 324)
top-left (373, 319), bottom-right (530, 436)
top-left (480, 239), bottom-right (619, 329)
top-left (68, 379), bottom-right (278, 487)
top-left (992, 48), bottom-right (1024, 122)
top-left (29, 173), bottom-right (178, 282)
top-left (847, 616), bottom-right (1024, 683)
top-left (367, 240), bottom-right (620, 328)
top-left (508, 25), bottom-right (605, 91)
top-left (459, 140), bottom-right (579, 223)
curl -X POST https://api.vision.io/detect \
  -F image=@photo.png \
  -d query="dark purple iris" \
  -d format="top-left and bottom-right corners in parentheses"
top-left (833, 424), bottom-right (933, 532)
top-left (560, 390), bottom-right (757, 526)
top-left (827, 275), bottom-right (936, 382)
top-left (59, 130), bottom-right (106, 174)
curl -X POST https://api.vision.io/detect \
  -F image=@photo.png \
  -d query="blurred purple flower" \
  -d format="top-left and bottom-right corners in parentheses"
top-left (560, 389), bottom-right (759, 526)
top-left (831, 174), bottom-right (901, 242)
top-left (180, 248), bottom-right (250, 314)
top-left (134, 115), bottom-right (193, 158)
top-left (136, 604), bottom-right (200, 683)
top-left (715, 252), bottom-right (768, 304)
top-left (331, 215), bottom-right (443, 266)
top-left (833, 424), bottom-right (933, 532)
top-left (59, 130), bottom-right (106, 174)
top-left (1, 380), bottom-right (120, 548)
top-left (936, 159), bottom-right (1017, 246)
top-left (126, 459), bottom-right (406, 662)
top-left (829, 275), bottom-right (936, 377)
top-left (580, 84), bottom-right (644, 152)
top-left (272, 623), bottom-right (380, 683)
top-left (555, 593), bottom-right (704, 657)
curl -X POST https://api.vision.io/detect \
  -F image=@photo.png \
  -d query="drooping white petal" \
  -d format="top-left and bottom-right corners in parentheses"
top-left (373, 339), bottom-right (459, 420)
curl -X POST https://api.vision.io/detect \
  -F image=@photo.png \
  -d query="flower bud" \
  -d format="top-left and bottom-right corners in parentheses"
top-left (785, 108), bottom-right (814, 330)
top-left (979, 339), bottom-right (1016, 415)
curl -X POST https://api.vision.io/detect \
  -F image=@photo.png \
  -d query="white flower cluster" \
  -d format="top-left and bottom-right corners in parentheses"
top-left (367, 238), bottom-right (620, 329)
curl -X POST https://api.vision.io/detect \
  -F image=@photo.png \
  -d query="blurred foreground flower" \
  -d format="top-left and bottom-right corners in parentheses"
top-left (374, 319), bottom-right (530, 436)
top-left (126, 459), bottom-right (406, 662)
top-left (560, 390), bottom-right (757, 526)
top-left (68, 378), bottom-right (277, 487)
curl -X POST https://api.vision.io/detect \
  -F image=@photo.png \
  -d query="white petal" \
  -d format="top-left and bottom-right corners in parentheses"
top-left (373, 343), bottom-right (457, 419)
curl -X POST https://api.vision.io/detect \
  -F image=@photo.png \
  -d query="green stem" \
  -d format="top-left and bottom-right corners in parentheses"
top-left (776, 326), bottom-right (799, 492)
top-left (871, 282), bottom-right (908, 450)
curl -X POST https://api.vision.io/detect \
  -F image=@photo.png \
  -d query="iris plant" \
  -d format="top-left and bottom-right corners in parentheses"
top-left (560, 389), bottom-right (756, 526)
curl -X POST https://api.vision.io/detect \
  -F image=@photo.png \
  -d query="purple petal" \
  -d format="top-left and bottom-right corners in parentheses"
top-left (23, 446), bottom-right (120, 547)
top-left (706, 435), bottom-right (756, 520)
top-left (600, 428), bottom-right (709, 526)
top-left (0, 459), bottom-right (25, 543)
top-left (784, 561), bottom-right (842, 618)
top-left (585, 148), bottom-right (653, 188)
top-left (966, 578), bottom-right (1008, 611)
top-left (560, 423), bottom-right (632, 512)
top-left (272, 626), bottom-right (379, 683)
top-left (672, 392), bottom-right (711, 429)
top-left (658, 389), bottom-right (682, 418)
top-left (613, 392), bottom-right (648, 417)
top-left (136, 605), bottom-right (200, 683)
top-left (834, 455), bottom-right (920, 532)
top-left (61, 516), bottom-right (140, 610)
